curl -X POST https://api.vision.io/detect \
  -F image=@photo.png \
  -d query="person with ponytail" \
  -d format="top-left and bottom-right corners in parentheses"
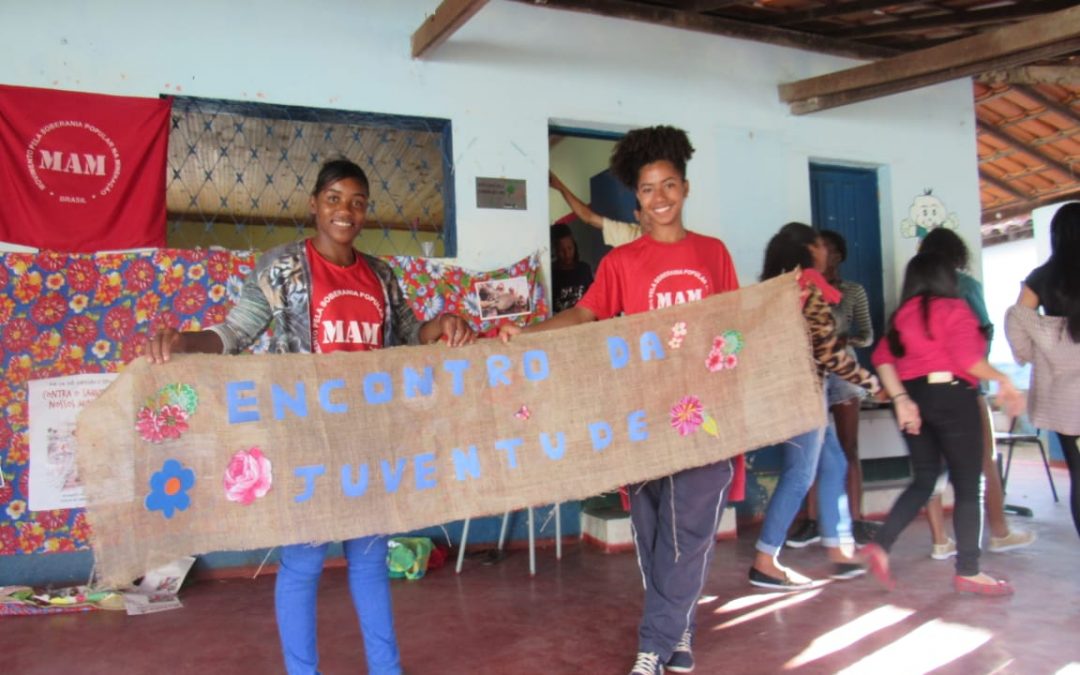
top-left (1006, 201), bottom-right (1080, 538)
top-left (866, 253), bottom-right (1024, 597)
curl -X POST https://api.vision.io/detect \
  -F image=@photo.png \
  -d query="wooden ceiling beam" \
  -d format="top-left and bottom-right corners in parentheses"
top-left (506, 0), bottom-right (897, 60)
top-left (982, 184), bottom-right (1080, 221)
top-left (977, 120), bottom-right (1077, 179)
top-left (832, 0), bottom-right (1077, 40)
top-left (412, 0), bottom-right (490, 59)
top-left (779, 5), bottom-right (1080, 115)
top-left (978, 65), bottom-right (1080, 86)
top-left (979, 169), bottom-right (1029, 201)
top-left (1012, 84), bottom-right (1080, 123)
top-left (773, 1), bottom-right (927, 27)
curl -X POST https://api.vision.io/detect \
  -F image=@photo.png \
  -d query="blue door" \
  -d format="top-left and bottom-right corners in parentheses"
top-left (809, 164), bottom-right (884, 364)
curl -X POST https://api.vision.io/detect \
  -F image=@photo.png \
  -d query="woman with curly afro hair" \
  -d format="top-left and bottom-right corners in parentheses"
top-left (502, 125), bottom-right (740, 675)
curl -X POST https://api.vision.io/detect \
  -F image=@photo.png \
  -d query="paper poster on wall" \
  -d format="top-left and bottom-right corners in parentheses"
top-left (28, 373), bottom-right (118, 511)
top-left (474, 276), bottom-right (532, 320)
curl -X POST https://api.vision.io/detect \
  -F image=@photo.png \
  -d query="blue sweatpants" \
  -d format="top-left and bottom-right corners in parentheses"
top-left (630, 459), bottom-right (734, 661)
top-left (275, 536), bottom-right (402, 675)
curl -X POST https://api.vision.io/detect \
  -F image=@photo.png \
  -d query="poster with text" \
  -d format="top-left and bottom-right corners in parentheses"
top-left (28, 373), bottom-right (118, 511)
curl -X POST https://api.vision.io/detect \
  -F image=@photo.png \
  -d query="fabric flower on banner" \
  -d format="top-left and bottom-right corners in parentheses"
top-left (145, 459), bottom-right (195, 519)
top-left (706, 330), bottom-right (745, 373)
top-left (135, 383), bottom-right (199, 443)
top-left (514, 405), bottom-right (531, 421)
top-left (223, 447), bottom-right (273, 505)
top-left (670, 396), bottom-right (704, 436)
top-left (668, 321), bottom-right (687, 349)
top-left (670, 395), bottom-right (721, 439)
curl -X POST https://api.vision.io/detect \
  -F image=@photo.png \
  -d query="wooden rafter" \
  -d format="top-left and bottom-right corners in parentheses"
top-left (773, 0), bottom-right (927, 27)
top-left (978, 66), bottom-right (1080, 86)
top-left (977, 120), bottom-right (1077, 180)
top-left (1013, 84), bottom-right (1080, 123)
top-left (506, 0), bottom-right (897, 60)
top-left (831, 0), bottom-right (1078, 40)
top-left (980, 169), bottom-right (1028, 201)
top-left (412, 0), bottom-right (490, 59)
top-left (778, 5), bottom-right (1080, 114)
top-left (983, 184), bottom-right (1080, 221)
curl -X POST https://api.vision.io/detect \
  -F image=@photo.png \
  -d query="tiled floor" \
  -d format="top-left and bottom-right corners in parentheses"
top-left (9, 451), bottom-right (1079, 674)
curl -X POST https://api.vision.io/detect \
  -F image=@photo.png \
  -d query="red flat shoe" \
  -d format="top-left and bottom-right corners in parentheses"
top-left (860, 543), bottom-right (895, 590)
top-left (953, 574), bottom-right (1014, 596)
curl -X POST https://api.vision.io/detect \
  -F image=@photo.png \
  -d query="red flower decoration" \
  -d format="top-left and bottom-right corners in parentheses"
top-left (17, 522), bottom-right (45, 554)
top-left (176, 285), bottom-right (207, 315)
top-left (3, 317), bottom-right (37, 352)
top-left (123, 258), bottom-right (156, 293)
top-left (0, 525), bottom-right (17, 554)
top-left (0, 263), bottom-right (9, 288)
top-left (70, 512), bottom-right (91, 543)
top-left (62, 315), bottom-right (99, 346)
top-left (34, 510), bottom-right (69, 530)
top-left (103, 306), bottom-right (135, 340)
top-left (35, 251), bottom-right (67, 272)
top-left (30, 293), bottom-right (68, 325)
top-left (66, 258), bottom-right (99, 292)
top-left (208, 251), bottom-right (231, 282)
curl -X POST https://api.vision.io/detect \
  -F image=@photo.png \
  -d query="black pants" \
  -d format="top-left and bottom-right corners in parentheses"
top-left (876, 378), bottom-right (985, 576)
top-left (1057, 432), bottom-right (1080, 538)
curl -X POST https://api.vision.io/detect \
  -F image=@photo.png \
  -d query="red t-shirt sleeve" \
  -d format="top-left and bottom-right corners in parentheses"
top-left (714, 241), bottom-right (740, 292)
top-left (942, 299), bottom-right (987, 373)
top-left (577, 251), bottom-right (624, 320)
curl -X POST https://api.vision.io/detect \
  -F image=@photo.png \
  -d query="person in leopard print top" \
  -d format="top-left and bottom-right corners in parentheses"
top-left (748, 222), bottom-right (881, 591)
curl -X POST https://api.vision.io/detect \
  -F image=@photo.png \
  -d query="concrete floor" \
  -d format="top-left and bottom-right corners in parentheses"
top-left (8, 449), bottom-right (1079, 675)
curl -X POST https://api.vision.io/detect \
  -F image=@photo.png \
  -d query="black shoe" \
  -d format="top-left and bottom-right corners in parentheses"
top-left (666, 630), bottom-right (694, 673)
top-left (785, 519), bottom-right (820, 548)
top-left (829, 562), bottom-right (867, 580)
top-left (748, 566), bottom-right (819, 590)
top-left (853, 520), bottom-right (881, 545)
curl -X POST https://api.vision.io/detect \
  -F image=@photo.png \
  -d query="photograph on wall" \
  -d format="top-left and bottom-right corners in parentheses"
top-left (473, 276), bottom-right (532, 320)
top-left (28, 373), bottom-right (118, 511)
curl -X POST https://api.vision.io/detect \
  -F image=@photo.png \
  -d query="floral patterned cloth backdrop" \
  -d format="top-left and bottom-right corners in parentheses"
top-left (0, 248), bottom-right (547, 556)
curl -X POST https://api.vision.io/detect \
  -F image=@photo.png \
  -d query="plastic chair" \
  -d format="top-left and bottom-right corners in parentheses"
top-left (995, 417), bottom-right (1059, 503)
top-left (454, 504), bottom-right (561, 576)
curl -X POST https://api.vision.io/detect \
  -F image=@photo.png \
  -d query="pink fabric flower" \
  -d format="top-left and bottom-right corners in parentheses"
top-left (223, 448), bottom-right (273, 505)
top-left (156, 404), bottom-right (189, 440)
top-left (136, 406), bottom-right (165, 443)
top-left (669, 396), bottom-right (704, 437)
top-left (705, 351), bottom-right (725, 373)
top-left (724, 354), bottom-right (739, 369)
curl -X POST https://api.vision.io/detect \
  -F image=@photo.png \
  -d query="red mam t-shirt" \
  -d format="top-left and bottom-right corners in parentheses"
top-left (577, 231), bottom-right (740, 319)
top-left (306, 240), bottom-right (385, 353)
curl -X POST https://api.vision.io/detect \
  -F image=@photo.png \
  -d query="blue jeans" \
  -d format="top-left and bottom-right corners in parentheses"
top-left (275, 536), bottom-right (402, 675)
top-left (817, 424), bottom-right (853, 548)
top-left (757, 425), bottom-right (824, 555)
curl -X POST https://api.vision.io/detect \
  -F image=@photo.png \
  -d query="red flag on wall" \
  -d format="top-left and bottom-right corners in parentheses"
top-left (0, 85), bottom-right (171, 252)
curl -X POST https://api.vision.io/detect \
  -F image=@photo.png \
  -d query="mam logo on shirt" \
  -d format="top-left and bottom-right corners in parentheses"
top-left (648, 269), bottom-right (711, 310)
top-left (312, 289), bottom-right (385, 353)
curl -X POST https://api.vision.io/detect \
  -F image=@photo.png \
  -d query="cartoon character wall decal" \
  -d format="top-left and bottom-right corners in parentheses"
top-left (899, 189), bottom-right (959, 239)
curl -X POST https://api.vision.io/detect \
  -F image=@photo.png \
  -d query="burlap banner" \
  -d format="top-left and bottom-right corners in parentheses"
top-left (76, 272), bottom-right (823, 586)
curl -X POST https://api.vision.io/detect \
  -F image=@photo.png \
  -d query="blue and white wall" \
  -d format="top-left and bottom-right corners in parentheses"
top-left (1, 0), bottom-right (982, 302)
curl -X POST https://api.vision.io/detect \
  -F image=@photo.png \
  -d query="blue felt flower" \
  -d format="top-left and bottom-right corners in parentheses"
top-left (145, 459), bottom-right (195, 519)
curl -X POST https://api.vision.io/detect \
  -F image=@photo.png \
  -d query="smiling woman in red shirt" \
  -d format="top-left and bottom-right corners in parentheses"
top-left (866, 252), bottom-right (1024, 597)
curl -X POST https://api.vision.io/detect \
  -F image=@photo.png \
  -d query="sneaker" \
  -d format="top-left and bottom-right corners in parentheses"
top-left (630, 651), bottom-right (663, 675)
top-left (988, 529), bottom-right (1036, 553)
top-left (785, 519), bottom-right (820, 548)
top-left (931, 538), bottom-right (957, 560)
top-left (666, 630), bottom-right (694, 673)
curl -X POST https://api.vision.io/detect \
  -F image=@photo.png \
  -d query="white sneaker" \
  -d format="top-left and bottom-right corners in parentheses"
top-left (988, 529), bottom-right (1036, 553)
top-left (930, 538), bottom-right (957, 560)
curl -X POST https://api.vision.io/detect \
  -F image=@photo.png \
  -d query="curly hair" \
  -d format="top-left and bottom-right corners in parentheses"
top-left (609, 125), bottom-right (695, 189)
